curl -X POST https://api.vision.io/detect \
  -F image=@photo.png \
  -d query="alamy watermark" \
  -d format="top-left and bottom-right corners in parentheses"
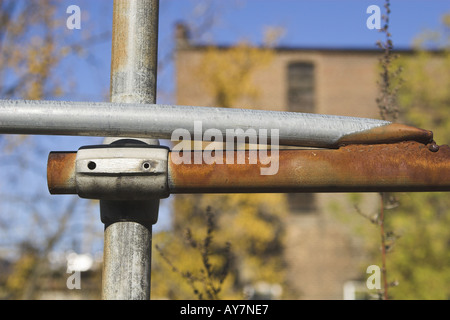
top-left (66, 253), bottom-right (93, 290)
top-left (366, 5), bottom-right (381, 30)
top-left (366, 265), bottom-right (381, 290)
top-left (171, 121), bottom-right (280, 176)
top-left (66, 270), bottom-right (81, 290)
top-left (66, 5), bottom-right (81, 30)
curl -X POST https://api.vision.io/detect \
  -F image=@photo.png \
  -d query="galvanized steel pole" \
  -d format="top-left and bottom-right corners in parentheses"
top-left (101, 0), bottom-right (159, 300)
top-left (0, 99), bottom-right (434, 148)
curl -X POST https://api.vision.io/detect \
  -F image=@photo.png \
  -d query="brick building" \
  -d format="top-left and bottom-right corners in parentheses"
top-left (173, 25), bottom-right (399, 299)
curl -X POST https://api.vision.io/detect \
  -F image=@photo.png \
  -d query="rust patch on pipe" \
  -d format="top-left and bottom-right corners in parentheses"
top-left (47, 152), bottom-right (77, 194)
top-left (168, 141), bottom-right (450, 193)
top-left (337, 123), bottom-right (433, 146)
top-left (110, 0), bottom-right (159, 104)
top-left (110, 1), bottom-right (129, 75)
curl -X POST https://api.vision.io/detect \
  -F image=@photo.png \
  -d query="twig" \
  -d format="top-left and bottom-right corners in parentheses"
top-left (376, 0), bottom-right (403, 122)
top-left (379, 193), bottom-right (388, 300)
top-left (156, 206), bottom-right (232, 300)
top-left (374, 0), bottom-right (402, 300)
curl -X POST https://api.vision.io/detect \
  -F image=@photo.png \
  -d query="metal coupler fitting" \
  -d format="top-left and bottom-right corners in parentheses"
top-left (47, 143), bottom-right (169, 200)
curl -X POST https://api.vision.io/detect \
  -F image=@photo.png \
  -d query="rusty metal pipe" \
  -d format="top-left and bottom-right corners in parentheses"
top-left (47, 152), bottom-right (77, 194)
top-left (168, 141), bottom-right (450, 193)
top-left (47, 141), bottom-right (450, 195)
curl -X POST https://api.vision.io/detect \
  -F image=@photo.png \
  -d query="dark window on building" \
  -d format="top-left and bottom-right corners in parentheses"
top-left (287, 62), bottom-right (315, 113)
top-left (287, 62), bottom-right (316, 213)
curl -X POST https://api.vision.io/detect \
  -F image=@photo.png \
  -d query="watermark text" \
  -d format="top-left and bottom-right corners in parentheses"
top-left (366, 5), bottom-right (381, 30)
top-left (171, 121), bottom-right (279, 176)
top-left (66, 5), bottom-right (81, 30)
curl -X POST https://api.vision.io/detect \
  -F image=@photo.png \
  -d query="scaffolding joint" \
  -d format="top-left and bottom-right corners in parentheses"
top-left (48, 141), bottom-right (170, 200)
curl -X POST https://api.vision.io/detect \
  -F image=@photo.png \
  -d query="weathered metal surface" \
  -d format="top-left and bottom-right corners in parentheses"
top-left (337, 123), bottom-right (433, 146)
top-left (47, 152), bottom-right (77, 194)
top-left (101, 0), bottom-right (160, 301)
top-left (102, 221), bottom-right (152, 300)
top-left (75, 145), bottom-right (169, 200)
top-left (168, 141), bottom-right (450, 193)
top-left (0, 99), bottom-right (434, 148)
top-left (48, 141), bottom-right (450, 194)
top-left (110, 0), bottom-right (159, 104)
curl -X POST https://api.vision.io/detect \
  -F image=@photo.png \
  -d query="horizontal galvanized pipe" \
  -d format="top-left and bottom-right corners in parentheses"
top-left (0, 99), bottom-right (433, 148)
top-left (47, 141), bottom-right (450, 195)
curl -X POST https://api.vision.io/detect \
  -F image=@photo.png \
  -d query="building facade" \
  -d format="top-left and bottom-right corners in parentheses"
top-left (174, 26), bottom-right (394, 299)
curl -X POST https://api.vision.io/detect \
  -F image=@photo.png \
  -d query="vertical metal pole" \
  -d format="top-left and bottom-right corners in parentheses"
top-left (101, 0), bottom-right (159, 300)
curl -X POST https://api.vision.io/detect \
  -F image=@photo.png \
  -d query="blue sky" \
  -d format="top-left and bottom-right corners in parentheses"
top-left (60, 0), bottom-right (450, 105)
top-left (213, 0), bottom-right (449, 48)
